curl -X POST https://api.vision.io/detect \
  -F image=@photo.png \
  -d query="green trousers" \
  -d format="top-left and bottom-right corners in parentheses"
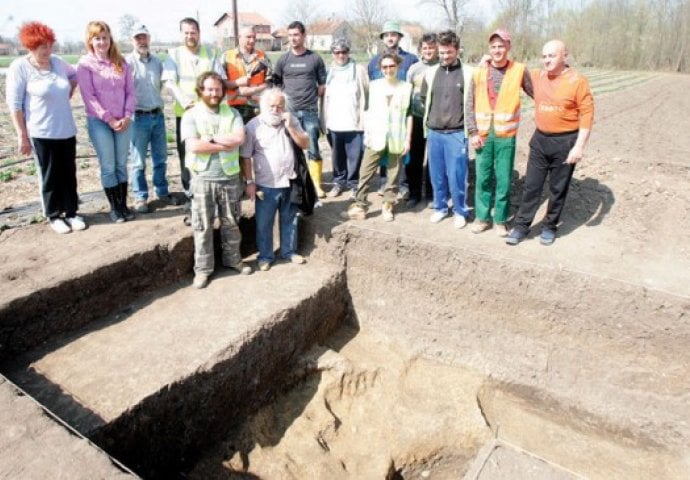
top-left (474, 129), bottom-right (516, 224)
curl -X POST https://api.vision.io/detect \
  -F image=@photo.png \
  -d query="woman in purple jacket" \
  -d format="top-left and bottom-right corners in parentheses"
top-left (77, 21), bottom-right (135, 222)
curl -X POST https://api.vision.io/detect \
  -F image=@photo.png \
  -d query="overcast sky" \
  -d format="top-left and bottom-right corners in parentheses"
top-left (2, 0), bottom-right (469, 43)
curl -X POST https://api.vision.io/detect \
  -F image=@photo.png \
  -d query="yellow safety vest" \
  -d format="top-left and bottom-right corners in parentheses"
top-left (364, 79), bottom-right (412, 154)
top-left (185, 103), bottom-right (241, 176)
top-left (169, 45), bottom-right (216, 117)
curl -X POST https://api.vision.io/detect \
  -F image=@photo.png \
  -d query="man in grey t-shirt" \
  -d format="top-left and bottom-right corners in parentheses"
top-left (273, 21), bottom-right (327, 198)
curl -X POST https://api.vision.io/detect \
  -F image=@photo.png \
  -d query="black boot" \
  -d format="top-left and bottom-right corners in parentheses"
top-left (105, 186), bottom-right (125, 223)
top-left (118, 182), bottom-right (135, 221)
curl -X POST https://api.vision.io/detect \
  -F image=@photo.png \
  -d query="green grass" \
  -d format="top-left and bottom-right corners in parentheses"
top-left (0, 167), bottom-right (21, 182)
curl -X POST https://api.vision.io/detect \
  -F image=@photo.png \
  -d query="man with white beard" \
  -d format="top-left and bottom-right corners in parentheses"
top-left (240, 88), bottom-right (310, 272)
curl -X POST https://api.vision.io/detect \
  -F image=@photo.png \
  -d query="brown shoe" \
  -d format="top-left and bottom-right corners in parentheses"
top-left (381, 201), bottom-right (394, 222)
top-left (341, 204), bottom-right (367, 220)
top-left (495, 223), bottom-right (509, 237)
top-left (472, 220), bottom-right (491, 234)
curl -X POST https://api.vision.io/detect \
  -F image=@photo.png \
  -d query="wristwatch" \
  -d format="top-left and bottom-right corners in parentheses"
top-left (244, 178), bottom-right (255, 185)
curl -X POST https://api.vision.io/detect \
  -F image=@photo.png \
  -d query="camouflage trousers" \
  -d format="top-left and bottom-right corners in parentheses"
top-left (190, 176), bottom-right (243, 275)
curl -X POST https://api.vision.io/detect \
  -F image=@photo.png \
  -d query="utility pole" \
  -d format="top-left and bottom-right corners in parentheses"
top-left (232, 0), bottom-right (239, 48)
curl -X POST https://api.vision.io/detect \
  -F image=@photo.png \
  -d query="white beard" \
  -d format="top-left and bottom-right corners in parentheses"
top-left (260, 112), bottom-right (283, 127)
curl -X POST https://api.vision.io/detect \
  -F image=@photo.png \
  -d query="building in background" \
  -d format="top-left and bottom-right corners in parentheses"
top-left (213, 12), bottom-right (274, 50)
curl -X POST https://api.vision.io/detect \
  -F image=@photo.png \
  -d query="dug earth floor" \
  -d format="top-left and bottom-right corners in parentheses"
top-left (0, 74), bottom-right (689, 479)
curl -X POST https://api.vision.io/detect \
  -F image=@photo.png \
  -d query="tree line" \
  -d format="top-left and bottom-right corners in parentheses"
top-left (285, 0), bottom-right (689, 72)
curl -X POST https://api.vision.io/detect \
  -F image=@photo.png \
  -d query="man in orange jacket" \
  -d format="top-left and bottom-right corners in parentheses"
top-left (506, 39), bottom-right (594, 246)
top-left (466, 29), bottom-right (533, 237)
top-left (223, 25), bottom-right (272, 125)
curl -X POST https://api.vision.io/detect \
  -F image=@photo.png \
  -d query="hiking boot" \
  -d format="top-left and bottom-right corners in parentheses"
top-left (381, 201), bottom-right (394, 222)
top-left (134, 199), bottom-right (149, 214)
top-left (342, 204), bottom-right (367, 220)
top-left (158, 194), bottom-right (183, 206)
top-left (229, 262), bottom-right (253, 275)
top-left (495, 223), bottom-right (509, 237)
top-left (472, 220), bottom-right (491, 234)
top-left (327, 184), bottom-right (343, 198)
top-left (193, 273), bottom-right (210, 289)
top-left (405, 198), bottom-right (419, 209)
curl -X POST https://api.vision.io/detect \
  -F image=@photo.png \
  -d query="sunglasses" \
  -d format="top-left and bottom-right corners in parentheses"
top-left (381, 64), bottom-right (397, 69)
top-left (333, 50), bottom-right (348, 55)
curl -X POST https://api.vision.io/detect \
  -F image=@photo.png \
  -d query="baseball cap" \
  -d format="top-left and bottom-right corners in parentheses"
top-left (132, 24), bottom-right (150, 37)
top-left (489, 29), bottom-right (511, 43)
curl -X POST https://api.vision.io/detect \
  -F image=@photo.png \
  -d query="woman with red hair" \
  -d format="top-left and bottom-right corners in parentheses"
top-left (6, 21), bottom-right (85, 234)
top-left (77, 21), bottom-right (135, 223)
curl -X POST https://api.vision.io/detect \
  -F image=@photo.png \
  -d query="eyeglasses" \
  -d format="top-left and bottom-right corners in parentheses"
top-left (381, 64), bottom-right (397, 70)
top-left (333, 51), bottom-right (348, 55)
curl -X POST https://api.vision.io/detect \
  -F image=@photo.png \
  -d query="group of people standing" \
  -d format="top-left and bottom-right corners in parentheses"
top-left (6, 16), bottom-right (593, 288)
top-left (338, 21), bottom-right (594, 250)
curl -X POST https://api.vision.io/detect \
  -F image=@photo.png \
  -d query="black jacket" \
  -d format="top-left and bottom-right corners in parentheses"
top-left (287, 133), bottom-right (317, 215)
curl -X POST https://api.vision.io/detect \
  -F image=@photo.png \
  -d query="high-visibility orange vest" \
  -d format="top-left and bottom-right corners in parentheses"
top-left (225, 49), bottom-right (267, 107)
top-left (473, 60), bottom-right (525, 138)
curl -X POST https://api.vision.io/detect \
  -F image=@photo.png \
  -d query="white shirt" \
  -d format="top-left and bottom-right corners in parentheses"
top-left (241, 116), bottom-right (303, 188)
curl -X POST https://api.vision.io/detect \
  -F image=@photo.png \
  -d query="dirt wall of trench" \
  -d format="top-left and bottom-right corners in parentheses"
top-left (90, 269), bottom-right (349, 479)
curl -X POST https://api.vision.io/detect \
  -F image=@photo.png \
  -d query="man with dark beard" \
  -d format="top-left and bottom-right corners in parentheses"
top-left (181, 72), bottom-right (252, 289)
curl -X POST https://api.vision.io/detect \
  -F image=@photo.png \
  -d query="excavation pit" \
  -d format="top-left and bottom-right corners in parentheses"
top-left (1, 211), bottom-right (688, 479)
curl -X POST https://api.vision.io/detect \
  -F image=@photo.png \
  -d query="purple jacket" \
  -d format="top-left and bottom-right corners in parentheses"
top-left (77, 53), bottom-right (134, 123)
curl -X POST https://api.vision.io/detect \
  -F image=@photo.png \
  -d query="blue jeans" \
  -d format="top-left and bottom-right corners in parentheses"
top-left (427, 129), bottom-right (470, 218)
top-left (129, 111), bottom-right (169, 200)
top-left (255, 185), bottom-right (299, 263)
top-left (327, 130), bottom-right (363, 190)
top-left (294, 109), bottom-right (321, 160)
top-left (87, 117), bottom-right (132, 188)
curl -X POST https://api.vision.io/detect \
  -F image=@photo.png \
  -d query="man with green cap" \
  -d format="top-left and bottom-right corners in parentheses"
top-left (368, 20), bottom-right (418, 81)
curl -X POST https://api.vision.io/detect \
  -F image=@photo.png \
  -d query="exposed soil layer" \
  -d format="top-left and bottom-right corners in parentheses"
top-left (0, 73), bottom-right (688, 478)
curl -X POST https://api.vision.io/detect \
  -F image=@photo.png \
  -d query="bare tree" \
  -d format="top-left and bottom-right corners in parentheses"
top-left (118, 14), bottom-right (139, 40)
top-left (418, 0), bottom-right (470, 35)
top-left (348, 0), bottom-right (390, 54)
top-left (281, 0), bottom-right (322, 28)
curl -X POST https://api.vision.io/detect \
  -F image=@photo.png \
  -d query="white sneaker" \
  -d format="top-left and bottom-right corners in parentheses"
top-left (65, 215), bottom-right (87, 231)
top-left (289, 254), bottom-right (306, 264)
top-left (229, 262), bottom-right (253, 275)
top-left (429, 211), bottom-right (447, 224)
top-left (49, 218), bottom-right (71, 234)
top-left (454, 215), bottom-right (467, 229)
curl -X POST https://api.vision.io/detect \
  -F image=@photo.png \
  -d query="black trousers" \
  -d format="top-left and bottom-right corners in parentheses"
top-left (175, 116), bottom-right (191, 193)
top-left (405, 115), bottom-right (426, 201)
top-left (513, 130), bottom-right (577, 233)
top-left (32, 136), bottom-right (78, 218)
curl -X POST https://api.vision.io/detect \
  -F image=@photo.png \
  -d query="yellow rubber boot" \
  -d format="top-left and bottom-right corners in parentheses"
top-left (308, 160), bottom-right (326, 198)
